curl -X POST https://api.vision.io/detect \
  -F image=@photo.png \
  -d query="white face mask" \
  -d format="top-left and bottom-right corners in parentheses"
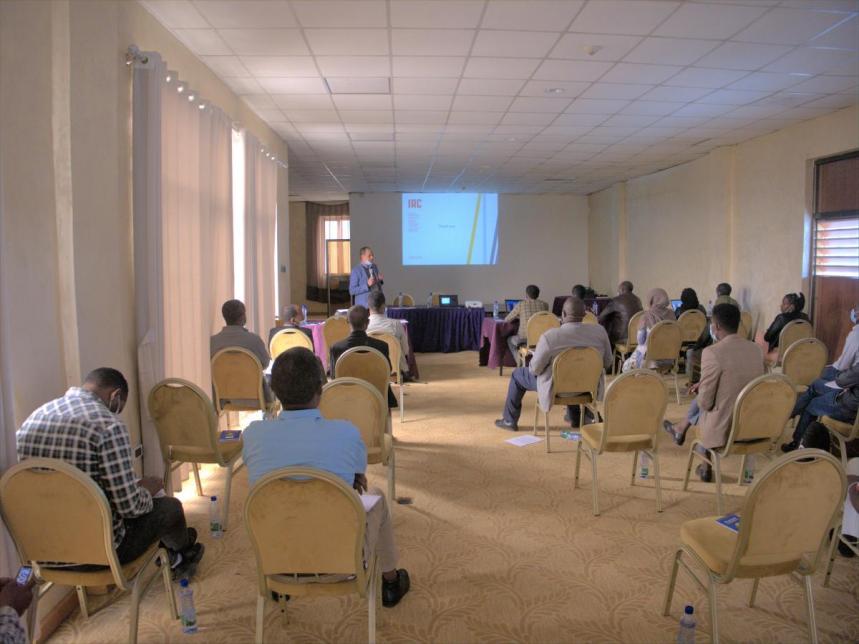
top-left (709, 324), bottom-right (718, 343)
top-left (851, 309), bottom-right (858, 325)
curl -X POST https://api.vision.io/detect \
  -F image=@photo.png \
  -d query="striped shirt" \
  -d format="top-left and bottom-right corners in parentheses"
top-left (16, 388), bottom-right (152, 547)
top-left (505, 298), bottom-right (549, 331)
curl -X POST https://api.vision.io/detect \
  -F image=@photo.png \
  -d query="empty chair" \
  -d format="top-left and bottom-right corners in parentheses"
top-left (322, 316), bottom-right (350, 355)
top-left (148, 378), bottom-right (244, 530)
top-left (642, 320), bottom-right (683, 405)
top-left (334, 346), bottom-right (392, 412)
top-left (664, 450), bottom-right (844, 644)
top-left (678, 309), bottom-right (707, 345)
top-left (683, 373), bottom-right (796, 514)
top-left (739, 311), bottom-right (753, 340)
top-left (517, 311), bottom-right (560, 367)
top-left (0, 459), bottom-right (177, 644)
top-left (368, 331), bottom-right (405, 421)
top-left (320, 378), bottom-right (394, 500)
top-left (780, 337), bottom-right (827, 393)
top-left (583, 311), bottom-right (598, 325)
top-left (613, 310), bottom-right (645, 375)
top-left (211, 347), bottom-right (276, 418)
top-left (269, 327), bottom-right (313, 359)
top-left (773, 319), bottom-right (814, 367)
top-left (536, 346), bottom-right (604, 454)
top-left (820, 413), bottom-right (859, 472)
top-left (573, 370), bottom-right (668, 515)
top-left (244, 467), bottom-right (381, 644)
top-left (393, 293), bottom-right (415, 307)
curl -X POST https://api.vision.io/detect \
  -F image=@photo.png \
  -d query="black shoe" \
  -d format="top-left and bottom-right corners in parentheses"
top-left (495, 419), bottom-right (518, 431)
top-left (172, 543), bottom-right (205, 581)
top-left (382, 569), bottom-right (410, 607)
top-left (839, 535), bottom-right (857, 558)
top-left (781, 441), bottom-right (799, 453)
top-left (662, 420), bottom-right (686, 447)
top-left (695, 463), bottom-right (713, 483)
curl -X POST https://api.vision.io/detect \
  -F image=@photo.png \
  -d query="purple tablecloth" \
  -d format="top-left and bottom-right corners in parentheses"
top-left (479, 318), bottom-right (519, 369)
top-left (387, 307), bottom-right (484, 353)
top-left (307, 321), bottom-right (419, 379)
top-left (552, 296), bottom-right (612, 317)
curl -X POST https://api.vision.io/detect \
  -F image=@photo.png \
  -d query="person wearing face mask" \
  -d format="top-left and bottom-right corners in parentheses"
top-left (16, 368), bottom-right (203, 579)
top-left (662, 304), bottom-right (765, 481)
top-left (349, 246), bottom-right (384, 308)
top-left (757, 292), bottom-right (809, 361)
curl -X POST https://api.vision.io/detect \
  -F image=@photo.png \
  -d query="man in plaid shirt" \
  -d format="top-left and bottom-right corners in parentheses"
top-left (505, 284), bottom-right (549, 365)
top-left (16, 368), bottom-right (203, 577)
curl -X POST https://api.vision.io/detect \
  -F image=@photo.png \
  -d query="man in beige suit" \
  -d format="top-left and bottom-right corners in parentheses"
top-left (663, 303), bottom-right (764, 481)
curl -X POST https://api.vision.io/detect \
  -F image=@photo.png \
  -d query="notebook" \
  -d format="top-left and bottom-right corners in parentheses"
top-left (716, 513), bottom-right (740, 533)
top-left (219, 430), bottom-right (242, 442)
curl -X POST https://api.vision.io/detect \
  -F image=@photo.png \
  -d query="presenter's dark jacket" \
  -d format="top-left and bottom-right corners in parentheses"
top-left (329, 331), bottom-right (397, 408)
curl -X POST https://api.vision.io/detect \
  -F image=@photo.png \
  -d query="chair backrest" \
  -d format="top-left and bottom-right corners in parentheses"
top-left (148, 378), bottom-right (223, 465)
top-left (644, 320), bottom-right (682, 362)
top-left (334, 346), bottom-right (391, 402)
top-left (777, 319), bottom-right (813, 362)
top-left (211, 347), bottom-right (266, 412)
top-left (724, 373), bottom-right (796, 451)
top-left (368, 332), bottom-right (401, 376)
top-left (394, 293), bottom-right (415, 307)
top-left (781, 338), bottom-right (828, 389)
top-left (677, 309), bottom-right (707, 343)
top-left (582, 311), bottom-right (598, 325)
top-left (0, 458), bottom-right (127, 587)
top-left (244, 467), bottom-right (368, 596)
top-left (728, 450), bottom-right (844, 580)
top-left (525, 311), bottom-right (559, 348)
top-left (625, 310), bottom-right (645, 347)
top-left (600, 370), bottom-right (668, 447)
top-left (270, 328), bottom-right (313, 359)
top-left (550, 346), bottom-right (604, 404)
top-left (320, 378), bottom-right (387, 456)
top-left (739, 311), bottom-right (753, 340)
top-left (322, 316), bottom-right (350, 352)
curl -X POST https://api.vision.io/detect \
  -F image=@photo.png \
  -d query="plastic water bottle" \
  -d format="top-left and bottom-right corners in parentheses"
top-left (397, 291), bottom-right (403, 306)
top-left (639, 453), bottom-right (650, 479)
top-left (560, 430), bottom-right (581, 441)
top-left (209, 496), bottom-right (222, 538)
top-left (493, 300), bottom-right (500, 319)
top-left (300, 304), bottom-right (308, 323)
top-left (426, 292), bottom-right (433, 307)
top-left (742, 455), bottom-right (756, 485)
top-left (706, 299), bottom-right (713, 316)
top-left (677, 604), bottom-right (695, 643)
top-left (179, 579), bottom-right (198, 634)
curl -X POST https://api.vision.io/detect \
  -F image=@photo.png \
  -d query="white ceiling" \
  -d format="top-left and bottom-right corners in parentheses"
top-left (140, 0), bottom-right (859, 198)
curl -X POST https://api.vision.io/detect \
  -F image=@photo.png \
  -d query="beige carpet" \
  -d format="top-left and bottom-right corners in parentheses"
top-left (48, 352), bottom-right (858, 643)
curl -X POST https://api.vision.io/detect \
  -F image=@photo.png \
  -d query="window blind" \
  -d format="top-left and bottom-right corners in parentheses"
top-left (814, 217), bottom-right (859, 278)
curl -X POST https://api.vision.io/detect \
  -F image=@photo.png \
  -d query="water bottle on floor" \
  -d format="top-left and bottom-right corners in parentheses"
top-left (493, 300), bottom-right (500, 319)
top-left (179, 579), bottom-right (198, 634)
top-left (742, 455), bottom-right (756, 484)
top-left (639, 453), bottom-right (650, 479)
top-left (677, 604), bottom-right (695, 643)
top-left (209, 496), bottom-right (223, 538)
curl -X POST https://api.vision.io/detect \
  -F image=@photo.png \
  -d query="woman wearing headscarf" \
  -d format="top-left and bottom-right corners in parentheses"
top-left (623, 288), bottom-right (676, 371)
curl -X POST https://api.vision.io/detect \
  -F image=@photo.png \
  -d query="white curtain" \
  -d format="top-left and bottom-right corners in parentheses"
top-left (133, 54), bottom-right (233, 477)
top-left (243, 134), bottom-right (277, 338)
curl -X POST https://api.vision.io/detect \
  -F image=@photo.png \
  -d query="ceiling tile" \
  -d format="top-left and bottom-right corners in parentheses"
top-left (200, 55), bottom-right (249, 76)
top-left (519, 80), bottom-right (590, 97)
top-left (472, 30), bottom-right (560, 58)
top-left (601, 63), bottom-right (682, 84)
top-left (533, 59), bottom-right (614, 81)
top-left (394, 57), bottom-right (466, 77)
top-left (566, 98), bottom-right (630, 114)
top-left (393, 77), bottom-right (461, 94)
top-left (291, 1), bottom-right (387, 27)
top-left (696, 89), bottom-right (770, 105)
top-left (284, 109), bottom-right (343, 123)
top-left (552, 112), bottom-right (611, 126)
top-left (694, 42), bottom-right (793, 71)
top-left (550, 33), bottom-right (642, 61)
top-left (581, 83), bottom-right (652, 100)
top-left (142, 1), bottom-right (209, 27)
top-left (621, 100), bottom-right (680, 116)
top-left (391, 29), bottom-right (475, 56)
top-left (640, 85), bottom-right (713, 101)
top-left (800, 93), bottom-right (858, 110)
top-left (452, 95), bottom-right (513, 111)
top-left (665, 67), bottom-right (750, 88)
top-left (242, 93), bottom-right (277, 109)
top-left (222, 76), bottom-right (265, 94)
top-left (316, 56), bottom-right (390, 77)
top-left (764, 47), bottom-right (857, 74)
top-left (509, 96), bottom-right (572, 112)
top-left (271, 94), bottom-right (334, 110)
top-left (339, 110), bottom-right (394, 124)
top-left (464, 57), bottom-right (542, 79)
top-left (569, 1), bottom-right (680, 36)
top-left (326, 77), bottom-right (391, 93)
top-left (624, 37), bottom-right (719, 65)
top-left (240, 56), bottom-right (317, 77)
top-left (603, 113), bottom-right (660, 127)
top-left (258, 77), bottom-right (328, 93)
top-left (256, 76), bottom-right (325, 93)
top-left (395, 110), bottom-right (449, 124)
top-left (448, 111), bottom-right (504, 125)
top-left (394, 94), bottom-right (454, 110)
top-left (304, 29), bottom-right (389, 55)
top-left (726, 71), bottom-right (804, 92)
top-left (734, 8), bottom-right (850, 45)
top-left (500, 112), bottom-right (558, 125)
top-left (173, 29), bottom-right (232, 55)
top-left (389, 1), bottom-right (485, 28)
top-left (194, 1), bottom-right (297, 27)
top-left (787, 74), bottom-right (858, 93)
top-left (809, 14), bottom-right (859, 50)
top-left (218, 29), bottom-right (309, 55)
top-left (653, 3), bottom-right (768, 39)
top-left (481, 0), bottom-right (585, 30)
top-left (332, 94), bottom-right (393, 110)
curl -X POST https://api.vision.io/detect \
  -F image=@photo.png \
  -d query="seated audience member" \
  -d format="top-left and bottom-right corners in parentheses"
top-left (330, 305), bottom-right (397, 407)
top-left (495, 298), bottom-right (612, 431)
top-left (571, 284), bottom-right (587, 300)
top-left (211, 299), bottom-right (271, 369)
top-left (676, 287), bottom-right (706, 317)
top-left (622, 288), bottom-right (676, 372)
top-left (0, 577), bottom-right (32, 644)
top-left (268, 304), bottom-right (314, 346)
top-left (714, 282), bottom-right (739, 309)
top-left (367, 291), bottom-right (411, 378)
top-left (821, 301), bottom-right (859, 381)
top-left (598, 281), bottom-right (643, 347)
top-left (676, 287), bottom-right (710, 382)
top-left (241, 348), bottom-right (410, 606)
top-left (663, 305), bottom-right (765, 481)
top-left (782, 362), bottom-right (858, 452)
top-left (16, 369), bottom-right (203, 577)
top-left (504, 284), bottom-right (549, 365)
top-left (756, 292), bottom-right (810, 359)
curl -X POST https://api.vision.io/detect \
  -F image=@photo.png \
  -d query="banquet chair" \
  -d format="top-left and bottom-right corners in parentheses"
top-left (677, 309), bottom-right (707, 345)
top-left (613, 310), bottom-right (644, 375)
top-left (321, 378), bottom-right (395, 500)
top-left (642, 320), bottom-right (683, 405)
top-left (244, 467), bottom-right (380, 644)
top-left (824, 456), bottom-right (859, 586)
top-left (322, 316), bottom-right (350, 355)
top-left (211, 347), bottom-right (278, 419)
top-left (820, 412), bottom-right (859, 472)
top-left (517, 311), bottom-right (559, 367)
top-left (664, 450), bottom-right (844, 644)
top-left (573, 370), bottom-right (668, 515)
top-left (393, 293), bottom-right (415, 307)
top-left (770, 319), bottom-right (813, 369)
top-left (334, 346), bottom-right (392, 413)
top-left (778, 337), bottom-right (827, 394)
top-left (368, 331), bottom-right (405, 421)
top-left (269, 327), bottom-right (313, 359)
top-left (683, 373), bottom-right (796, 515)
top-left (583, 311), bottom-right (598, 325)
top-left (739, 311), bottom-right (753, 340)
top-left (0, 459), bottom-right (177, 644)
top-left (148, 378), bottom-right (244, 530)
top-left (536, 346), bottom-right (603, 454)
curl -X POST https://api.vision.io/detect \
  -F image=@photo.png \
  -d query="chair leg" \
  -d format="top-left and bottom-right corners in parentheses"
top-left (682, 442), bottom-right (697, 491)
top-left (160, 549), bottom-right (178, 619)
top-left (662, 549), bottom-right (682, 616)
top-left (128, 569), bottom-right (145, 644)
top-left (163, 458), bottom-right (173, 497)
top-left (738, 454), bottom-right (748, 486)
top-left (823, 525), bottom-right (840, 587)
top-left (713, 452), bottom-right (724, 516)
top-left (545, 409), bottom-right (551, 454)
top-left (255, 594), bottom-right (266, 644)
top-left (573, 441), bottom-right (582, 489)
top-left (76, 585), bottom-right (89, 619)
top-left (192, 463), bottom-right (203, 497)
top-left (221, 464), bottom-right (234, 532)
top-left (802, 573), bottom-right (819, 644)
top-left (368, 563), bottom-right (378, 644)
top-left (748, 578), bottom-right (759, 608)
top-left (26, 583), bottom-right (41, 639)
top-left (631, 451), bottom-right (639, 486)
top-left (398, 375), bottom-right (404, 423)
top-left (590, 450), bottom-right (600, 516)
top-left (652, 450), bottom-right (663, 513)
top-left (708, 574), bottom-right (721, 644)
top-left (673, 367), bottom-right (680, 405)
top-left (533, 401), bottom-right (539, 436)
top-left (388, 449), bottom-right (396, 501)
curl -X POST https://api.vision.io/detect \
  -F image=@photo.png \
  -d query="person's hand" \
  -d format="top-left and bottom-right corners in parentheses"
top-left (353, 473), bottom-right (368, 494)
top-left (367, 276), bottom-right (376, 286)
top-left (0, 580), bottom-right (33, 616)
top-left (688, 382), bottom-right (700, 396)
top-left (138, 476), bottom-right (163, 496)
top-left (377, 273), bottom-right (384, 282)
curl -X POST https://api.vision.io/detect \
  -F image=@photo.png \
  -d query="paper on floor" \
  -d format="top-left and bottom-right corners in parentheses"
top-left (505, 434), bottom-right (543, 447)
top-left (361, 494), bottom-right (382, 512)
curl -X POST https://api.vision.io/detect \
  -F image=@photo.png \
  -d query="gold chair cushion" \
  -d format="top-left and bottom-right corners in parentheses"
top-left (39, 543), bottom-right (159, 587)
top-left (171, 440), bottom-right (243, 464)
top-left (821, 415), bottom-right (853, 437)
top-left (581, 424), bottom-right (653, 452)
top-left (266, 573), bottom-right (362, 598)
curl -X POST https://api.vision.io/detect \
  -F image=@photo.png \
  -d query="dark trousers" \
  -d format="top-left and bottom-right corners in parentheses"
top-left (116, 497), bottom-right (190, 564)
top-left (792, 378), bottom-right (854, 443)
top-left (502, 367), bottom-right (579, 425)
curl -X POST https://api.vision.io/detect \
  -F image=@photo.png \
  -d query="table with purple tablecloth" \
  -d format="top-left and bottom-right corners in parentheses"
top-left (386, 306), bottom-right (484, 354)
top-left (479, 318), bottom-right (519, 370)
top-left (551, 296), bottom-right (612, 317)
top-left (306, 320), bottom-right (419, 379)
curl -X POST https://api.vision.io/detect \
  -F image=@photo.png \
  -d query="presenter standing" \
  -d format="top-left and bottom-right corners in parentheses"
top-left (350, 246), bottom-right (384, 307)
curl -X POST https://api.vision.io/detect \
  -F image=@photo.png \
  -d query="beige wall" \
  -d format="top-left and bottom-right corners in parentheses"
top-left (588, 105), bottom-right (859, 329)
top-left (289, 201), bottom-right (308, 306)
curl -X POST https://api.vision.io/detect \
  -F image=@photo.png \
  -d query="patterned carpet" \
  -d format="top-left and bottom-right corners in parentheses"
top-left (48, 352), bottom-right (858, 643)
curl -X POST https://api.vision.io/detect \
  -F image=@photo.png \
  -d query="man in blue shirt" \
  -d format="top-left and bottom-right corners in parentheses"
top-left (242, 347), bottom-right (410, 607)
top-left (349, 246), bottom-right (384, 307)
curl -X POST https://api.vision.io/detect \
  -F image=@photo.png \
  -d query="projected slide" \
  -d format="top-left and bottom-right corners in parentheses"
top-left (402, 193), bottom-right (499, 265)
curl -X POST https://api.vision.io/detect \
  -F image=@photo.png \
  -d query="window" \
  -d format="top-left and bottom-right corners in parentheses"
top-left (322, 215), bottom-right (350, 276)
top-left (814, 218), bottom-right (859, 278)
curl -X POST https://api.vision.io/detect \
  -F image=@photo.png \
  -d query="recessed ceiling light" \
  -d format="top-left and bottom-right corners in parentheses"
top-left (544, 87), bottom-right (566, 94)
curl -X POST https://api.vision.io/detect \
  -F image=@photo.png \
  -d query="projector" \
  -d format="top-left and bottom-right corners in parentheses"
top-left (465, 301), bottom-right (483, 309)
